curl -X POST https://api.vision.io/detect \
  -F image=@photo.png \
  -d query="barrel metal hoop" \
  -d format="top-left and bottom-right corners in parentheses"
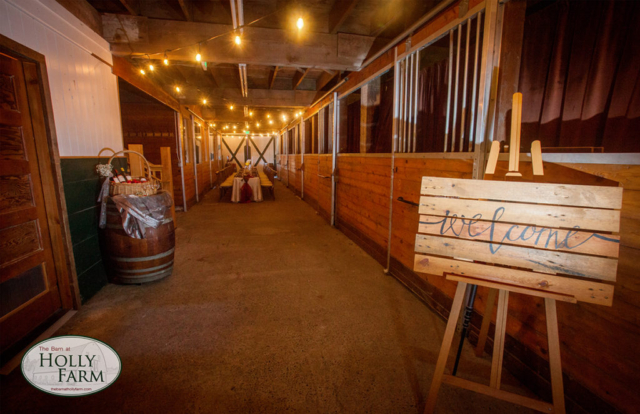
top-left (116, 260), bottom-right (174, 274)
top-left (116, 267), bottom-right (173, 280)
top-left (111, 247), bottom-right (175, 263)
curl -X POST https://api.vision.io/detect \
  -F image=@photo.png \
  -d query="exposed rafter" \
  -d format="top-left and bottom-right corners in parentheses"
top-left (316, 70), bottom-right (339, 91)
top-left (102, 14), bottom-right (376, 71)
top-left (119, 0), bottom-right (140, 16)
top-left (268, 66), bottom-right (279, 89)
top-left (178, 0), bottom-right (192, 21)
top-left (292, 68), bottom-right (311, 90)
top-left (328, 0), bottom-right (359, 34)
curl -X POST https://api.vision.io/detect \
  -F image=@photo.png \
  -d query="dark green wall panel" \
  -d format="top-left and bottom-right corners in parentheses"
top-left (60, 157), bottom-right (126, 303)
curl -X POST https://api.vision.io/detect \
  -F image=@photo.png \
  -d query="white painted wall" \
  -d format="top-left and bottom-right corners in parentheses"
top-left (0, 0), bottom-right (123, 156)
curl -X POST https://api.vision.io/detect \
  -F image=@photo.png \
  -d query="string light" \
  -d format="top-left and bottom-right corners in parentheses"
top-left (195, 43), bottom-right (202, 62)
top-left (140, 69), bottom-right (146, 75)
top-left (250, 111), bottom-right (253, 116)
top-left (257, 122), bottom-right (260, 127)
top-left (149, 64), bottom-right (154, 71)
top-left (233, 125), bottom-right (237, 129)
top-left (235, 35), bottom-right (241, 45)
top-left (269, 120), bottom-right (273, 125)
top-left (175, 86), bottom-right (181, 92)
top-left (267, 114), bottom-right (270, 118)
top-left (163, 52), bottom-right (169, 65)
top-left (229, 105), bottom-right (234, 110)
top-left (202, 98), bottom-right (207, 104)
top-left (297, 17), bottom-right (304, 30)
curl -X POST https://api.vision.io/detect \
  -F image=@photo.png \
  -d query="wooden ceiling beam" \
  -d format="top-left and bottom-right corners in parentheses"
top-left (292, 68), bottom-right (311, 90)
top-left (118, 0), bottom-right (140, 16)
top-left (178, 0), bottom-right (192, 21)
top-left (268, 66), bottom-right (279, 89)
top-left (328, 0), bottom-right (359, 34)
top-left (103, 14), bottom-right (376, 71)
top-left (316, 70), bottom-right (339, 91)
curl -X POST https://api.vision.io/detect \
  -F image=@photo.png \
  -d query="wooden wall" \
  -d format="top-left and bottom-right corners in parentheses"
top-left (283, 150), bottom-right (638, 413)
top-left (120, 102), bottom-right (183, 207)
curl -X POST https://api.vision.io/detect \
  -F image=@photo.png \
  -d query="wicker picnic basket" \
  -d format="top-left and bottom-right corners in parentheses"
top-left (99, 149), bottom-right (160, 196)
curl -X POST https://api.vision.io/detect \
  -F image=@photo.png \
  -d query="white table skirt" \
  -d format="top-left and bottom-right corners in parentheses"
top-left (231, 177), bottom-right (263, 203)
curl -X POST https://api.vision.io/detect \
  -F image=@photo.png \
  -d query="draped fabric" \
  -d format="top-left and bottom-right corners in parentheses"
top-left (345, 100), bottom-right (361, 153)
top-left (371, 70), bottom-right (394, 153)
top-left (416, 59), bottom-right (449, 153)
top-left (240, 181), bottom-right (253, 203)
top-left (519, 0), bottom-right (640, 152)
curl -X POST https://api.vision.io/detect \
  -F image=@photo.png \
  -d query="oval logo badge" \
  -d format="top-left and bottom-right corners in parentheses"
top-left (21, 335), bottom-right (121, 396)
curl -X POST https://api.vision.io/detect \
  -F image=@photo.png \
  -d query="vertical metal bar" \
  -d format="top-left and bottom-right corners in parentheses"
top-left (331, 93), bottom-right (338, 227)
top-left (444, 29), bottom-right (453, 152)
top-left (460, 19), bottom-right (471, 152)
top-left (470, 11), bottom-right (482, 152)
top-left (413, 51), bottom-right (419, 153)
top-left (403, 56), bottom-right (409, 153)
top-left (473, 0), bottom-right (501, 180)
top-left (384, 47), bottom-right (400, 274)
top-left (397, 59), bottom-right (404, 153)
top-left (407, 53), bottom-right (414, 153)
top-left (301, 119), bottom-right (305, 199)
top-left (452, 24), bottom-right (461, 153)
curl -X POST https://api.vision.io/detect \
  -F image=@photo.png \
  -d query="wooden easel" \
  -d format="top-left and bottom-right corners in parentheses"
top-left (414, 177), bottom-right (622, 414)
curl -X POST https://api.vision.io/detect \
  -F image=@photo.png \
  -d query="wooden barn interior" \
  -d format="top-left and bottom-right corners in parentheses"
top-left (1, 0), bottom-right (639, 413)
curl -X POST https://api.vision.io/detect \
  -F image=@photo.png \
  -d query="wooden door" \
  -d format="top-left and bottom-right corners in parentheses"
top-left (0, 52), bottom-right (62, 354)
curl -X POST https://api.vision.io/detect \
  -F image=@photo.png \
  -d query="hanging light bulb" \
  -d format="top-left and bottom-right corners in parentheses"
top-left (163, 52), bottom-right (169, 65)
top-left (267, 114), bottom-right (271, 118)
top-left (269, 120), bottom-right (273, 125)
top-left (229, 105), bottom-right (234, 110)
top-left (140, 69), bottom-right (146, 75)
top-left (202, 98), bottom-right (207, 104)
top-left (250, 111), bottom-right (253, 117)
top-left (257, 122), bottom-right (260, 127)
top-left (235, 35), bottom-right (241, 45)
top-left (297, 17), bottom-right (304, 30)
top-left (233, 125), bottom-right (237, 129)
top-left (176, 86), bottom-right (181, 92)
top-left (195, 43), bottom-right (202, 62)
top-left (148, 64), bottom-right (154, 72)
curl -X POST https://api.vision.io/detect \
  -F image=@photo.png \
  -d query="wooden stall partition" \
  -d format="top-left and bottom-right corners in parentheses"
top-left (335, 155), bottom-right (392, 263)
top-left (302, 154), bottom-right (320, 209)
top-left (278, 154), bottom-right (289, 187)
top-left (289, 154), bottom-right (302, 196)
top-left (389, 157), bottom-right (475, 304)
top-left (317, 154), bottom-right (334, 222)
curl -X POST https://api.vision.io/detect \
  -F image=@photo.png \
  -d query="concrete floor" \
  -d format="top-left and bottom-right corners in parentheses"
top-left (1, 182), bottom-right (538, 413)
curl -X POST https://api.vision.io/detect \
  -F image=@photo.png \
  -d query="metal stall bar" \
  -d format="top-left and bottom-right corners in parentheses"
top-left (451, 24), bottom-right (461, 153)
top-left (444, 29), bottom-right (454, 152)
top-left (301, 118), bottom-right (305, 199)
top-left (413, 51), bottom-right (419, 153)
top-left (384, 47), bottom-right (400, 274)
top-left (469, 11), bottom-right (482, 152)
top-left (460, 19), bottom-right (471, 152)
top-left (407, 53), bottom-right (414, 153)
top-left (331, 93), bottom-right (339, 227)
top-left (403, 56), bottom-right (409, 153)
top-left (473, 0), bottom-right (501, 179)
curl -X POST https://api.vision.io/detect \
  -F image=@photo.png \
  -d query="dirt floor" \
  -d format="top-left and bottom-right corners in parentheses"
top-left (1, 181), bottom-right (538, 413)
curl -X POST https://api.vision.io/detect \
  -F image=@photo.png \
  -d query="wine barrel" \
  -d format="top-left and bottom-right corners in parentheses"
top-left (100, 195), bottom-right (175, 284)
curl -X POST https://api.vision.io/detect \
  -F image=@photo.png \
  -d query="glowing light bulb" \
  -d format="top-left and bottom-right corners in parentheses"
top-left (176, 86), bottom-right (181, 92)
top-left (269, 120), bottom-right (273, 125)
top-left (202, 99), bottom-right (207, 104)
top-left (235, 35), bottom-right (241, 45)
top-left (297, 17), bottom-right (304, 30)
top-left (233, 125), bottom-right (237, 129)
top-left (163, 58), bottom-right (169, 65)
top-left (229, 105), bottom-right (234, 110)
top-left (149, 64), bottom-right (154, 71)
top-left (196, 53), bottom-right (201, 62)
top-left (250, 111), bottom-right (253, 116)
top-left (140, 69), bottom-right (146, 75)
top-left (257, 123), bottom-right (260, 127)
top-left (267, 114), bottom-right (271, 118)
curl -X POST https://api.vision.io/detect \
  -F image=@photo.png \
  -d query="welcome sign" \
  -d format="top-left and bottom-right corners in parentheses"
top-left (413, 177), bottom-right (622, 306)
top-left (21, 336), bottom-right (121, 396)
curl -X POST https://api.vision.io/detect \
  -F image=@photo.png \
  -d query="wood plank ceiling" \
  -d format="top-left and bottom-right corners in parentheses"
top-left (84, 0), bottom-right (443, 132)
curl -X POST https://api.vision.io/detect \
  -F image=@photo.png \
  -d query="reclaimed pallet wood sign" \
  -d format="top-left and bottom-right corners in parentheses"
top-left (414, 176), bottom-right (622, 414)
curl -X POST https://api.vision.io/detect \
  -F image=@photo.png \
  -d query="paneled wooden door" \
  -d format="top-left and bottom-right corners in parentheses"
top-left (0, 52), bottom-right (63, 354)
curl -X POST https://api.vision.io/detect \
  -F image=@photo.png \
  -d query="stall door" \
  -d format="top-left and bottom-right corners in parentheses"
top-left (0, 52), bottom-right (62, 354)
